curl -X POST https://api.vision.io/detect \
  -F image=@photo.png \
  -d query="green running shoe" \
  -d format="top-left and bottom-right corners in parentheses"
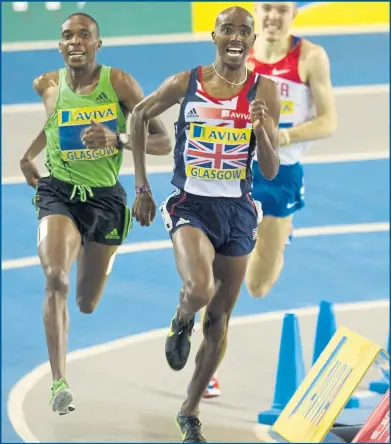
top-left (50, 378), bottom-right (75, 414)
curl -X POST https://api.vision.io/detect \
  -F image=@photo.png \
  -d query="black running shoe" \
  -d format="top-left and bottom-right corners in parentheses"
top-left (165, 312), bottom-right (195, 371)
top-left (176, 412), bottom-right (207, 443)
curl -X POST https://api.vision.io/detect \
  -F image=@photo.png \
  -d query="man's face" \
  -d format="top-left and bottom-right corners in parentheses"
top-left (256, 2), bottom-right (296, 43)
top-left (213, 8), bottom-right (256, 69)
top-left (59, 15), bottom-right (101, 68)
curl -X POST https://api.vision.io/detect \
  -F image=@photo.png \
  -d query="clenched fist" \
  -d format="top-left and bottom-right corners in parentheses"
top-left (250, 100), bottom-right (268, 132)
top-left (81, 120), bottom-right (118, 149)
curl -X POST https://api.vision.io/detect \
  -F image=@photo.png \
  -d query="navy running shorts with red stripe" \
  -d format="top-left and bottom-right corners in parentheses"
top-left (159, 189), bottom-right (259, 256)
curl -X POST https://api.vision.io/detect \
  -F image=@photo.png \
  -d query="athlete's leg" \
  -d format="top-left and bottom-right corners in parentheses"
top-left (38, 214), bottom-right (81, 412)
top-left (165, 226), bottom-right (215, 371)
top-left (182, 253), bottom-right (248, 417)
top-left (38, 215), bottom-right (81, 381)
top-left (175, 227), bottom-right (215, 318)
top-left (198, 306), bottom-right (221, 398)
top-left (76, 241), bottom-right (118, 314)
top-left (75, 182), bottom-right (131, 313)
top-left (245, 214), bottom-right (293, 297)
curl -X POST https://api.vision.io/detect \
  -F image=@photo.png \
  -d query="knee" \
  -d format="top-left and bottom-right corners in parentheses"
top-left (76, 295), bottom-right (96, 315)
top-left (246, 278), bottom-right (272, 298)
top-left (184, 275), bottom-right (214, 308)
top-left (245, 269), bottom-right (274, 297)
top-left (245, 255), bottom-right (281, 298)
top-left (203, 311), bottom-right (229, 344)
top-left (44, 266), bottom-right (69, 297)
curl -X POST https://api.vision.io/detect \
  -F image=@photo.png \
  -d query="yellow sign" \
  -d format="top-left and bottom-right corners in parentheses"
top-left (281, 101), bottom-right (294, 115)
top-left (191, 2), bottom-right (254, 33)
top-left (273, 327), bottom-right (384, 443)
top-left (190, 123), bottom-right (252, 144)
top-left (294, 2), bottom-right (389, 28)
top-left (186, 165), bottom-right (246, 180)
top-left (61, 147), bottom-right (119, 162)
top-left (58, 103), bottom-right (116, 126)
top-left (191, 2), bottom-right (389, 33)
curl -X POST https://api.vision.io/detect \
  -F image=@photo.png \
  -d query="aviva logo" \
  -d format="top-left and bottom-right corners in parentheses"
top-left (59, 103), bottom-right (116, 126)
top-left (190, 123), bottom-right (251, 144)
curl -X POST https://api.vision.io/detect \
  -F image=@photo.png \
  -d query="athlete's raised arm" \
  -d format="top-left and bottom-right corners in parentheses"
top-left (280, 43), bottom-right (337, 146)
top-left (251, 77), bottom-right (280, 180)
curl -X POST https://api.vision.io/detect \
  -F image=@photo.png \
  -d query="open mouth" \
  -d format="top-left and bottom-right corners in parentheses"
top-left (265, 24), bottom-right (280, 32)
top-left (69, 51), bottom-right (85, 59)
top-left (226, 47), bottom-right (244, 57)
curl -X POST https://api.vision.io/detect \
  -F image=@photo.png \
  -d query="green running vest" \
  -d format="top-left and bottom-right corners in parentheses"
top-left (44, 65), bottom-right (127, 191)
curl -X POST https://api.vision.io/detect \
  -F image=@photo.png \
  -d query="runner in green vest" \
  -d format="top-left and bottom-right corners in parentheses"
top-left (19, 12), bottom-right (171, 415)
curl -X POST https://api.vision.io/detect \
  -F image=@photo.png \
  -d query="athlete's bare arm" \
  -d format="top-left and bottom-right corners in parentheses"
top-left (32, 71), bottom-right (60, 116)
top-left (252, 77), bottom-right (280, 180)
top-left (20, 128), bottom-right (45, 187)
top-left (131, 71), bottom-right (189, 187)
top-left (20, 71), bottom-right (59, 187)
top-left (131, 71), bottom-right (190, 227)
top-left (110, 68), bottom-right (172, 155)
top-left (280, 42), bottom-right (337, 146)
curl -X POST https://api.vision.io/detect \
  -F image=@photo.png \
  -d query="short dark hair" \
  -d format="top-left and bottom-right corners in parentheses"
top-left (62, 12), bottom-right (100, 37)
top-left (215, 6), bottom-right (254, 29)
